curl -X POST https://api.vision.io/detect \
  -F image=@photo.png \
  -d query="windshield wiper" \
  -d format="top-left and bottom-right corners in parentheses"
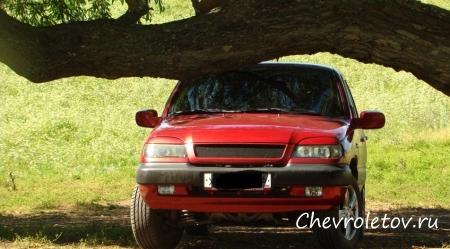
top-left (245, 108), bottom-right (321, 115)
top-left (170, 109), bottom-right (241, 116)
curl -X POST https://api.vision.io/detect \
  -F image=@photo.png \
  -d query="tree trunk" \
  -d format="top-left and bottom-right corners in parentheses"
top-left (0, 0), bottom-right (449, 96)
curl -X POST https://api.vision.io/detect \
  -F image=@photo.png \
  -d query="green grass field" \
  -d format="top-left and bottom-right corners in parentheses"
top-left (1, 0), bottom-right (450, 247)
top-left (1, 0), bottom-right (450, 213)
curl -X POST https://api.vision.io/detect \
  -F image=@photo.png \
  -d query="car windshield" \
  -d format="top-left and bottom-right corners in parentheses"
top-left (168, 65), bottom-right (345, 118)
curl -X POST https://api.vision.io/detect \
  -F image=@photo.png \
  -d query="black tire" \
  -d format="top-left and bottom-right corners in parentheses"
top-left (186, 224), bottom-right (212, 236)
top-left (130, 185), bottom-right (184, 249)
top-left (313, 177), bottom-right (363, 249)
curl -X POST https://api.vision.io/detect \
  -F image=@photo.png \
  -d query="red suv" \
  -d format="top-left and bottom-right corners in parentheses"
top-left (130, 62), bottom-right (385, 249)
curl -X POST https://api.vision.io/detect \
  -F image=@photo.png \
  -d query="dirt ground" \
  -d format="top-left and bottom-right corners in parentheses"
top-left (0, 201), bottom-right (449, 249)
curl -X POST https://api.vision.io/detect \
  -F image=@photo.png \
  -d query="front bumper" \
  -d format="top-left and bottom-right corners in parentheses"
top-left (136, 162), bottom-right (352, 186)
top-left (136, 163), bottom-right (352, 213)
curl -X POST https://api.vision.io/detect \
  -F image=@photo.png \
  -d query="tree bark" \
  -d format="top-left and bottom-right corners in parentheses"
top-left (0, 0), bottom-right (449, 96)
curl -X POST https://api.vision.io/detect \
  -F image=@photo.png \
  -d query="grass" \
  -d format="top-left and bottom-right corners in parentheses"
top-left (0, 0), bottom-right (448, 214)
top-left (367, 131), bottom-right (450, 208)
top-left (3, 53), bottom-right (449, 213)
top-left (0, 74), bottom-right (177, 213)
top-left (0, 0), bottom-right (450, 247)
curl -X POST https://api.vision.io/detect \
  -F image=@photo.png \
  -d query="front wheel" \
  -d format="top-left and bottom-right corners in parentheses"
top-left (313, 177), bottom-right (363, 249)
top-left (130, 185), bottom-right (184, 249)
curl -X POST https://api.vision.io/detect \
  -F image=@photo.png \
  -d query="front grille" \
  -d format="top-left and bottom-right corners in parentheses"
top-left (194, 145), bottom-right (285, 158)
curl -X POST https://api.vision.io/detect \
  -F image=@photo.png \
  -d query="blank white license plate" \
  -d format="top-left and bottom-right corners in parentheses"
top-left (204, 173), bottom-right (271, 191)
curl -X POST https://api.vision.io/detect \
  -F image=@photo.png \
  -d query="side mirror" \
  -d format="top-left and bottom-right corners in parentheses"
top-left (135, 109), bottom-right (161, 128)
top-left (356, 110), bottom-right (385, 129)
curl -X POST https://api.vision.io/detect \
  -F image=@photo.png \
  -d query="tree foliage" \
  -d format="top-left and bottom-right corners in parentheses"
top-left (0, 0), bottom-right (165, 25)
top-left (0, 0), bottom-right (116, 25)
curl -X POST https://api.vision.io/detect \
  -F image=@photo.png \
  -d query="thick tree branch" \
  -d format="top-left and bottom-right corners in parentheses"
top-left (0, 0), bottom-right (449, 97)
top-left (0, 9), bottom-right (45, 80)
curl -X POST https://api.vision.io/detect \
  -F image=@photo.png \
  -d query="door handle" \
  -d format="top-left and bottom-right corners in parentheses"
top-left (360, 135), bottom-right (368, 142)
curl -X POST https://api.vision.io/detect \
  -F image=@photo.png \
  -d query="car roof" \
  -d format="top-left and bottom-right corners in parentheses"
top-left (179, 62), bottom-right (343, 82)
top-left (255, 61), bottom-right (339, 72)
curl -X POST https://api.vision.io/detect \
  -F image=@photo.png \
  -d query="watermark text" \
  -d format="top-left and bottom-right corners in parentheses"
top-left (296, 211), bottom-right (438, 229)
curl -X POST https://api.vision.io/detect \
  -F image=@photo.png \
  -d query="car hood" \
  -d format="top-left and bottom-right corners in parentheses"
top-left (151, 113), bottom-right (348, 144)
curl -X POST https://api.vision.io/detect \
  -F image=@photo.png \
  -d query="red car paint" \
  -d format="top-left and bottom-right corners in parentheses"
top-left (134, 62), bottom-right (385, 214)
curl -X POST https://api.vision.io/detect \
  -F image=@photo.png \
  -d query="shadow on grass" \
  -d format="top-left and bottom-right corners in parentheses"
top-left (0, 203), bottom-right (135, 247)
top-left (180, 208), bottom-right (450, 249)
top-left (0, 204), bottom-right (449, 248)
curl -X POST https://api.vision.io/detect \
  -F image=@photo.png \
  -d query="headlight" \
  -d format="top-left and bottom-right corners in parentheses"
top-left (143, 144), bottom-right (187, 158)
top-left (292, 145), bottom-right (342, 158)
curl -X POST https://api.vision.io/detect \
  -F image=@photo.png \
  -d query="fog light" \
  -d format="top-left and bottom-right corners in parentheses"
top-left (157, 185), bottom-right (175, 195)
top-left (305, 187), bottom-right (323, 197)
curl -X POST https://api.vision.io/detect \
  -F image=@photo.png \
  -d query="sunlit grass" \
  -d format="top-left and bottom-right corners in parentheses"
top-left (0, 70), bottom-right (177, 213)
top-left (0, 0), bottom-right (449, 248)
top-left (366, 128), bottom-right (450, 208)
top-left (0, 0), bottom-right (449, 215)
top-left (422, 0), bottom-right (450, 9)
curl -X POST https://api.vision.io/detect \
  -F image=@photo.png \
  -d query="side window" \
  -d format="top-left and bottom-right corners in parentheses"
top-left (342, 79), bottom-right (358, 118)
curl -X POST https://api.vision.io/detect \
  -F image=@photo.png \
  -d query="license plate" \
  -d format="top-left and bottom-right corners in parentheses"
top-left (204, 172), bottom-right (271, 191)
